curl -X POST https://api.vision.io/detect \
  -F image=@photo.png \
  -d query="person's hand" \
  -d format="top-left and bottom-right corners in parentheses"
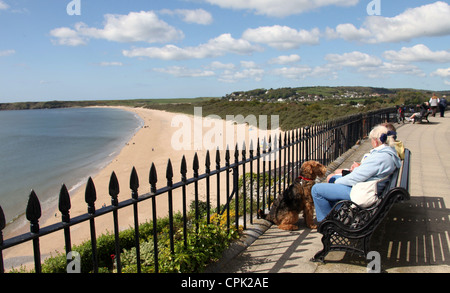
top-left (350, 162), bottom-right (360, 171)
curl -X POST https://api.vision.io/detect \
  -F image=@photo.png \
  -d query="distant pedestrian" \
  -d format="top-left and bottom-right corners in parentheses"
top-left (429, 93), bottom-right (440, 117)
top-left (439, 95), bottom-right (447, 117)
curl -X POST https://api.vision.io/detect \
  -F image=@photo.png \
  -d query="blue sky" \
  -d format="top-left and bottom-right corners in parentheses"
top-left (1, 0), bottom-right (450, 102)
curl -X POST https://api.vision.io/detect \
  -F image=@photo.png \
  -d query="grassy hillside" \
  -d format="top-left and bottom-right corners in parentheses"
top-left (1, 86), bottom-right (440, 131)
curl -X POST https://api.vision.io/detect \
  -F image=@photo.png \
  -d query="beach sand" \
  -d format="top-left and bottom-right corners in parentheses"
top-left (2, 106), bottom-right (280, 271)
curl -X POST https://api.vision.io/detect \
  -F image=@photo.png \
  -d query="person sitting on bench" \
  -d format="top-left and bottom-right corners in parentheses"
top-left (407, 102), bottom-right (430, 123)
top-left (311, 125), bottom-right (401, 222)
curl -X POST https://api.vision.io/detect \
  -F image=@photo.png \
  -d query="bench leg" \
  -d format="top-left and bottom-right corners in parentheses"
top-left (311, 230), bottom-right (332, 263)
top-left (311, 249), bottom-right (327, 263)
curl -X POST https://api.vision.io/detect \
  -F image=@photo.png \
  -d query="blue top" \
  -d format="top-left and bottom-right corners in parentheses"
top-left (335, 145), bottom-right (401, 187)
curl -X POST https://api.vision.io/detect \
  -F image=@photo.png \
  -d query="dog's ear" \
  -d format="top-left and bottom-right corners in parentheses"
top-left (300, 161), bottom-right (313, 178)
top-left (312, 162), bottom-right (327, 178)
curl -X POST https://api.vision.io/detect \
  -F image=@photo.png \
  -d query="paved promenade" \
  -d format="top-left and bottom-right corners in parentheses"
top-left (208, 114), bottom-right (450, 273)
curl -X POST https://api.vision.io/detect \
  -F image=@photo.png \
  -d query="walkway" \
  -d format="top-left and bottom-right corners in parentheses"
top-left (208, 114), bottom-right (450, 273)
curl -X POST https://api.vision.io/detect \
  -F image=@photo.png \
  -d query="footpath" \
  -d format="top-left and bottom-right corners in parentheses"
top-left (207, 115), bottom-right (450, 273)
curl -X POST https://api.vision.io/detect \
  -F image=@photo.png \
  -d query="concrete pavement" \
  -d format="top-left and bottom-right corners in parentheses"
top-left (207, 114), bottom-right (450, 273)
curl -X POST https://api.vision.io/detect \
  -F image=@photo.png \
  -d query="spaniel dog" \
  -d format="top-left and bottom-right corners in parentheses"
top-left (258, 161), bottom-right (327, 230)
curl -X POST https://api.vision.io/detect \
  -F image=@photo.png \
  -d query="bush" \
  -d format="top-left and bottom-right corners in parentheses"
top-left (31, 202), bottom-right (240, 273)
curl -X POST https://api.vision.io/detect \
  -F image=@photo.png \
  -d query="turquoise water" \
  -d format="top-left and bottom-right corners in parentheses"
top-left (0, 107), bottom-right (143, 228)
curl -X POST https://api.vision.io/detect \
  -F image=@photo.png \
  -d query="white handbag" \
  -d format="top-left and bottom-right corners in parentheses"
top-left (350, 177), bottom-right (388, 208)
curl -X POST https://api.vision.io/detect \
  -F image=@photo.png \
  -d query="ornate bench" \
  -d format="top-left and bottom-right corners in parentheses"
top-left (311, 149), bottom-right (411, 263)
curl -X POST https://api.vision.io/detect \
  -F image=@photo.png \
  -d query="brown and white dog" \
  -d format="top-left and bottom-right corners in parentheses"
top-left (258, 160), bottom-right (327, 230)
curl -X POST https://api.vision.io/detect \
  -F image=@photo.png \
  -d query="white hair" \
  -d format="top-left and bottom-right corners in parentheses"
top-left (369, 124), bottom-right (395, 146)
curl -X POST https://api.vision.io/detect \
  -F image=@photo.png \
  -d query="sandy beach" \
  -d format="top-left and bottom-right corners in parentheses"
top-left (2, 106), bottom-right (280, 271)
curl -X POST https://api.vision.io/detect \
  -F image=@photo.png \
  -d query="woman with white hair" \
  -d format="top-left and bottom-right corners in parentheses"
top-left (312, 124), bottom-right (401, 223)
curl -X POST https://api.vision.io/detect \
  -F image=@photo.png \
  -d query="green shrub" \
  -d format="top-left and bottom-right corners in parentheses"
top-left (31, 202), bottom-right (240, 273)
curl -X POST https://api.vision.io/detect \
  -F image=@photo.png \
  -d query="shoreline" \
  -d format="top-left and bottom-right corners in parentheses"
top-left (2, 106), bottom-right (280, 271)
top-left (1, 107), bottom-right (144, 240)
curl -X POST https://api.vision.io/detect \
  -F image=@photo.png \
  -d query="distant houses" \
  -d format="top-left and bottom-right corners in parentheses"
top-left (224, 88), bottom-right (385, 103)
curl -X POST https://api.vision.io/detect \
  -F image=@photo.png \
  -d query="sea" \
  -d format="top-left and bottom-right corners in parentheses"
top-left (0, 107), bottom-right (143, 234)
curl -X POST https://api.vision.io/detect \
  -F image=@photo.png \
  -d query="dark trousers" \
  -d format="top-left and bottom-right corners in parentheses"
top-left (439, 105), bottom-right (446, 117)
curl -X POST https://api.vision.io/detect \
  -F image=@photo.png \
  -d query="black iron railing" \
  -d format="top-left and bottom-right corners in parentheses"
top-left (0, 107), bottom-right (395, 273)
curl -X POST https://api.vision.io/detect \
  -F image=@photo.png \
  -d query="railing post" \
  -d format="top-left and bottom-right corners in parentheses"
top-left (193, 153), bottom-right (200, 233)
top-left (287, 131), bottom-right (291, 186)
top-left (26, 190), bottom-right (42, 273)
top-left (85, 177), bottom-right (98, 273)
top-left (130, 166), bottom-right (141, 273)
top-left (241, 142), bottom-right (246, 230)
top-left (283, 133), bottom-right (287, 192)
top-left (166, 159), bottom-right (174, 254)
top-left (267, 136), bottom-right (272, 210)
top-left (215, 149), bottom-right (221, 219)
top-left (180, 156), bottom-right (188, 247)
top-left (149, 163), bottom-right (158, 273)
top-left (0, 205), bottom-right (6, 273)
top-left (58, 184), bottom-right (72, 265)
top-left (304, 126), bottom-right (310, 161)
top-left (278, 134), bottom-right (282, 199)
top-left (249, 140), bottom-right (254, 224)
top-left (225, 146), bottom-right (231, 229)
top-left (256, 139), bottom-right (260, 217)
top-left (109, 171), bottom-right (121, 273)
top-left (262, 138), bottom-right (266, 217)
top-left (234, 144), bottom-right (239, 231)
top-left (272, 135), bottom-right (277, 202)
top-left (205, 151), bottom-right (211, 224)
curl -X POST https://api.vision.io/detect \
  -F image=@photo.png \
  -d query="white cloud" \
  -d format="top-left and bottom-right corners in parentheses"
top-left (154, 66), bottom-right (215, 78)
top-left (431, 67), bottom-right (450, 78)
top-left (269, 54), bottom-right (301, 65)
top-left (154, 59), bottom-right (265, 83)
top-left (51, 11), bottom-right (183, 46)
top-left (160, 9), bottom-right (213, 25)
top-left (220, 68), bottom-right (265, 83)
top-left (272, 65), bottom-right (335, 80)
top-left (243, 26), bottom-right (320, 50)
top-left (205, 61), bottom-right (267, 83)
top-left (0, 49), bottom-right (15, 57)
top-left (328, 1), bottom-right (450, 43)
top-left (50, 27), bottom-right (87, 46)
top-left (202, 0), bottom-right (359, 17)
top-left (272, 66), bottom-right (314, 79)
top-left (0, 0), bottom-right (9, 10)
top-left (123, 33), bottom-right (262, 60)
top-left (325, 51), bottom-right (382, 68)
top-left (383, 44), bottom-right (450, 63)
top-left (97, 62), bottom-right (124, 67)
top-left (364, 63), bottom-right (425, 78)
top-left (325, 24), bottom-right (371, 41)
top-left (324, 51), bottom-right (425, 78)
top-left (376, 62), bottom-right (425, 78)
top-left (208, 61), bottom-right (236, 70)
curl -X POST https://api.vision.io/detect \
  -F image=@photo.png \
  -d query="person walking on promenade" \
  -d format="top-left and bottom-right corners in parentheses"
top-left (429, 93), bottom-right (440, 117)
top-left (439, 95), bottom-right (447, 117)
